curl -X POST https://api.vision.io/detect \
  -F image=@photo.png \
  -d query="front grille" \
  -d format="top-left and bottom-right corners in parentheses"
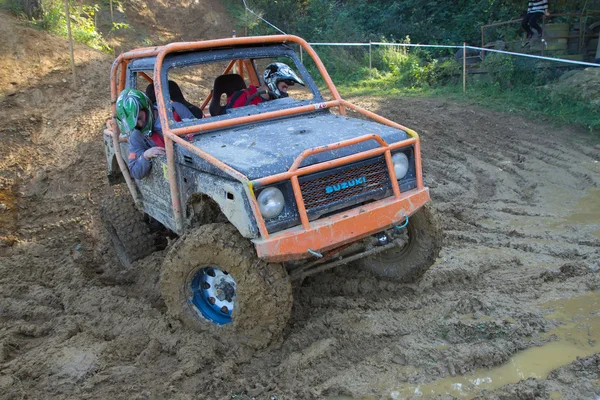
top-left (299, 156), bottom-right (391, 215)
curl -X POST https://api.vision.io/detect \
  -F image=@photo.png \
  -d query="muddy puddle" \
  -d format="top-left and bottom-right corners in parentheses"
top-left (476, 187), bottom-right (600, 243)
top-left (562, 188), bottom-right (600, 239)
top-left (396, 291), bottom-right (600, 399)
top-left (327, 291), bottom-right (600, 399)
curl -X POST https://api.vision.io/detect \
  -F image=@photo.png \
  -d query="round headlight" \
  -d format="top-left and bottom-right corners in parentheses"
top-left (392, 152), bottom-right (409, 179)
top-left (257, 187), bottom-right (285, 219)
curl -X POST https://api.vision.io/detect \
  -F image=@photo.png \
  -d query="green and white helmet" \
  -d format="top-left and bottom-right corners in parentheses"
top-left (263, 62), bottom-right (305, 98)
top-left (115, 88), bottom-right (153, 137)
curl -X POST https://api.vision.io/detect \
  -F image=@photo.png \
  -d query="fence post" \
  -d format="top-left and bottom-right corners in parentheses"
top-left (369, 41), bottom-right (372, 72)
top-left (480, 26), bottom-right (485, 60)
top-left (64, 0), bottom-right (76, 89)
top-left (463, 42), bottom-right (466, 95)
top-left (541, 15), bottom-right (546, 56)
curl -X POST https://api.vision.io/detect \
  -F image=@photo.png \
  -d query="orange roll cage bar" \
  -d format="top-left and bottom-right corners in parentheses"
top-left (108, 35), bottom-right (422, 240)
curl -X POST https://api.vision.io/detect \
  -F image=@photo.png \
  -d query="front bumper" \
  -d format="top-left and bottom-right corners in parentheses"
top-left (253, 187), bottom-right (430, 262)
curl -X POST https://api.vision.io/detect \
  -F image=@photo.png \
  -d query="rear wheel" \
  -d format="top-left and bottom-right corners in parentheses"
top-left (100, 190), bottom-right (157, 268)
top-left (355, 205), bottom-right (442, 282)
top-left (160, 223), bottom-right (292, 349)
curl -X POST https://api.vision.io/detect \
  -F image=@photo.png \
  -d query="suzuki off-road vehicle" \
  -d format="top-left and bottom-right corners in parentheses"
top-left (102, 35), bottom-right (441, 348)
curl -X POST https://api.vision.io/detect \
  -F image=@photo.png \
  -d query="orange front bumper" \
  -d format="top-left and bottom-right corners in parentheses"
top-left (253, 187), bottom-right (430, 262)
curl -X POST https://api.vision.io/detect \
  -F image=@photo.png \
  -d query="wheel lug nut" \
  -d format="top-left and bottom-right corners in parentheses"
top-left (220, 306), bottom-right (229, 314)
top-left (208, 297), bottom-right (216, 305)
top-left (206, 268), bottom-right (216, 277)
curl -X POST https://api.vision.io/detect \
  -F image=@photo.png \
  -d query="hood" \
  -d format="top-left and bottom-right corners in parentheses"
top-left (191, 112), bottom-right (410, 181)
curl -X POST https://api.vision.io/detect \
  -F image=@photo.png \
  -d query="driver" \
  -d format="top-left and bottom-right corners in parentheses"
top-left (227, 62), bottom-right (304, 109)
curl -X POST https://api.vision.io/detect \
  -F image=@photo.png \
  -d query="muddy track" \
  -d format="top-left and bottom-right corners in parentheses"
top-left (2, 15), bottom-right (600, 400)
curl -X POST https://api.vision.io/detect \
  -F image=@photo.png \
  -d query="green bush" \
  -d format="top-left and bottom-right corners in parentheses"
top-left (35, 0), bottom-right (109, 52)
top-left (479, 53), bottom-right (565, 89)
top-left (433, 59), bottom-right (462, 85)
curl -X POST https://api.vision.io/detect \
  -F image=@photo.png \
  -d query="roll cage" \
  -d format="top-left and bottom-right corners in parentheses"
top-left (106, 35), bottom-right (424, 248)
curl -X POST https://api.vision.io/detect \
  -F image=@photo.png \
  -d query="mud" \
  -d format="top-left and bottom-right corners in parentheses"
top-left (1, 10), bottom-right (600, 400)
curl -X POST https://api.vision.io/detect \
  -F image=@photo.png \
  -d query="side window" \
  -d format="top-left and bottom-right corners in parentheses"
top-left (167, 61), bottom-right (245, 119)
top-left (135, 71), bottom-right (155, 104)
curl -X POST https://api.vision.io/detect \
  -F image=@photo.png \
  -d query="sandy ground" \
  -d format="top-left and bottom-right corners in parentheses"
top-left (2, 10), bottom-right (600, 400)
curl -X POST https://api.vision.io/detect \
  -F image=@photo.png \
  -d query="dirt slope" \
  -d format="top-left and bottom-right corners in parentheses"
top-left (1, 10), bottom-right (600, 400)
top-left (92, 0), bottom-right (234, 52)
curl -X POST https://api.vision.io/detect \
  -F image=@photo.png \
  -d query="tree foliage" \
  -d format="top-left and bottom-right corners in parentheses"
top-left (234, 0), bottom-right (597, 45)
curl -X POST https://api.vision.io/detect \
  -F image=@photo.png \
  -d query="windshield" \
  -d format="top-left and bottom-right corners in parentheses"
top-left (125, 45), bottom-right (325, 132)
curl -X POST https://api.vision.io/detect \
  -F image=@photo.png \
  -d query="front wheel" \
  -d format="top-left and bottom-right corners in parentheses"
top-left (354, 205), bottom-right (442, 282)
top-left (160, 223), bottom-right (293, 349)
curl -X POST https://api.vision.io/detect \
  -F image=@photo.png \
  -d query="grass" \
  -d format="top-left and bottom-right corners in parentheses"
top-left (332, 72), bottom-right (600, 136)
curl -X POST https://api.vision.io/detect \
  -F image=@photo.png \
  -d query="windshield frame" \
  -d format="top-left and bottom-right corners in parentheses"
top-left (138, 44), bottom-right (323, 130)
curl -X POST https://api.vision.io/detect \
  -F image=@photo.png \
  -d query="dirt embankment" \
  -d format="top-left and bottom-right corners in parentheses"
top-left (1, 9), bottom-right (600, 400)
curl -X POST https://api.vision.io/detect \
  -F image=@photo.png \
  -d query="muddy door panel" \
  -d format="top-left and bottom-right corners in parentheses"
top-left (115, 141), bottom-right (177, 232)
top-left (135, 157), bottom-right (177, 232)
top-left (103, 135), bottom-right (124, 185)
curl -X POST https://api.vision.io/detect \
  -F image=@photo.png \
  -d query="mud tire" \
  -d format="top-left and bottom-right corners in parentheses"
top-left (100, 191), bottom-right (157, 268)
top-left (160, 223), bottom-right (293, 349)
top-left (355, 205), bottom-right (442, 282)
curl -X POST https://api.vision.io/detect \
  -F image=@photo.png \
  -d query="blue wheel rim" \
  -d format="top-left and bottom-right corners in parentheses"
top-left (189, 266), bottom-right (236, 326)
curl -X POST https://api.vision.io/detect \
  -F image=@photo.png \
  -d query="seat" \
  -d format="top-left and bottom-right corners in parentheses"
top-left (145, 81), bottom-right (204, 119)
top-left (209, 74), bottom-right (247, 117)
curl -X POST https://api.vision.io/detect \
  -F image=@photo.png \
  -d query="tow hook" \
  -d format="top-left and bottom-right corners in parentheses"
top-left (395, 216), bottom-right (409, 231)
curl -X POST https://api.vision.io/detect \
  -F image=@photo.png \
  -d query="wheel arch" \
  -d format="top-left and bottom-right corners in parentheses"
top-left (183, 190), bottom-right (258, 239)
top-left (179, 169), bottom-right (260, 239)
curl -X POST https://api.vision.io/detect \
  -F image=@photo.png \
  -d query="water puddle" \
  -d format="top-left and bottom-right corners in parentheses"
top-left (498, 188), bottom-right (600, 239)
top-left (396, 291), bottom-right (600, 398)
top-left (562, 188), bottom-right (600, 239)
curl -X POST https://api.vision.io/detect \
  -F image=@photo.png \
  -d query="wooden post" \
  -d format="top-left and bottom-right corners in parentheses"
top-left (110, 0), bottom-right (114, 22)
top-left (462, 42), bottom-right (466, 95)
top-left (596, 28), bottom-right (600, 59)
top-left (481, 26), bottom-right (485, 60)
top-left (369, 41), bottom-right (372, 72)
top-left (64, 0), bottom-right (76, 88)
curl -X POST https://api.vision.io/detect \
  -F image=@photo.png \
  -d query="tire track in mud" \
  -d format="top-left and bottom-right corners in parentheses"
top-left (2, 72), bottom-right (600, 400)
top-left (274, 97), bottom-right (600, 399)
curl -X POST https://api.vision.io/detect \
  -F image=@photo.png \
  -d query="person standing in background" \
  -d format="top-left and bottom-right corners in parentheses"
top-left (521, 0), bottom-right (550, 39)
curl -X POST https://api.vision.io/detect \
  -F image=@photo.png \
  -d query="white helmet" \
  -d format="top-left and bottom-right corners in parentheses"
top-left (263, 62), bottom-right (305, 98)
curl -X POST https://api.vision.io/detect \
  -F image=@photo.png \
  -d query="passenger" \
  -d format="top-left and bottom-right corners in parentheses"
top-left (115, 88), bottom-right (193, 179)
top-left (166, 81), bottom-right (204, 119)
top-left (227, 62), bottom-right (304, 109)
top-left (145, 82), bottom-right (198, 127)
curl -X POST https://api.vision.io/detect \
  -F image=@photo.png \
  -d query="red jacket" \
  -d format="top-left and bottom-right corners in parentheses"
top-left (227, 86), bottom-right (264, 109)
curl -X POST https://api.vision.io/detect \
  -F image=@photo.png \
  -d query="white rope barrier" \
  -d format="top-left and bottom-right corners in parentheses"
top-left (307, 41), bottom-right (599, 67)
top-left (370, 42), bottom-right (463, 49)
top-left (308, 42), bottom-right (371, 47)
top-left (239, 0), bottom-right (598, 69)
top-left (466, 45), bottom-right (600, 67)
top-left (242, 0), bottom-right (286, 35)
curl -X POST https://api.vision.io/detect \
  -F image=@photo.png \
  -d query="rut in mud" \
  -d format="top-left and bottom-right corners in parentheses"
top-left (1, 11), bottom-right (600, 400)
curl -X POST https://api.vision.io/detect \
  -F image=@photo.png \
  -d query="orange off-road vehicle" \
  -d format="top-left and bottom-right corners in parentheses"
top-left (102, 35), bottom-right (441, 348)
